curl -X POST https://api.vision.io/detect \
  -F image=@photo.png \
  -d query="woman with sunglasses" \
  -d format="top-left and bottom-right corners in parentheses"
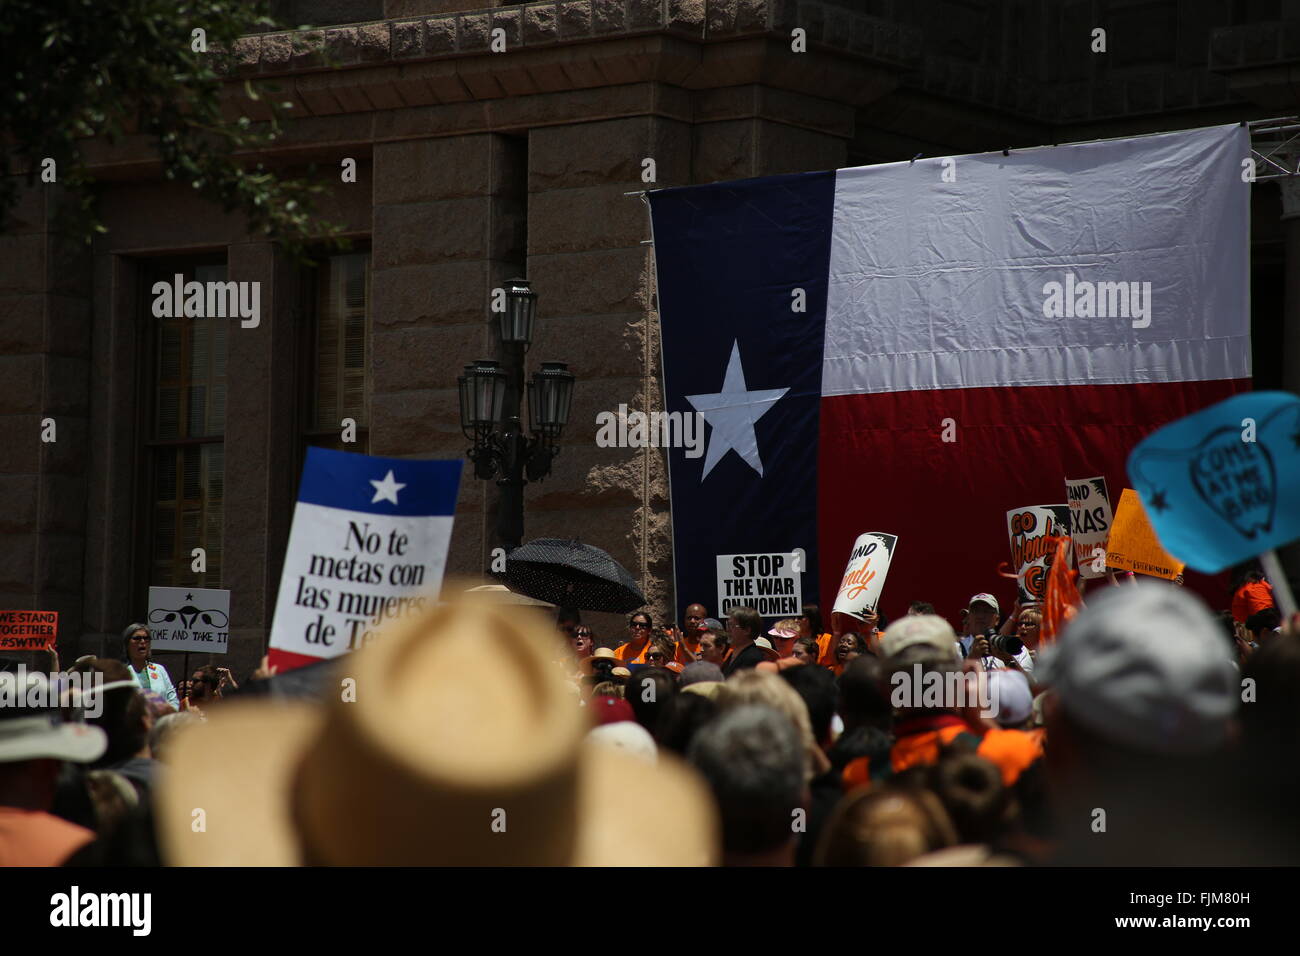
top-left (121, 622), bottom-right (179, 709)
top-left (643, 631), bottom-right (680, 672)
top-left (569, 626), bottom-right (596, 660)
top-left (614, 612), bottom-right (656, 664)
top-left (1013, 606), bottom-right (1044, 652)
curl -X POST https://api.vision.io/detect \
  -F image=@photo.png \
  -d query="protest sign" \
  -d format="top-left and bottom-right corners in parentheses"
top-left (1105, 488), bottom-right (1185, 581)
top-left (269, 448), bottom-right (462, 671)
top-left (716, 553), bottom-right (802, 618)
top-left (148, 587), bottom-right (231, 653)
top-left (1127, 391), bottom-right (1300, 574)
top-left (831, 533), bottom-right (898, 618)
top-left (1006, 505), bottom-right (1071, 603)
top-left (1066, 476), bottom-right (1114, 579)
top-left (0, 610), bottom-right (58, 651)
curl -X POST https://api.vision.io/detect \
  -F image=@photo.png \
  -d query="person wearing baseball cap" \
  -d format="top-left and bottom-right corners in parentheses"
top-left (958, 593), bottom-right (1035, 675)
top-left (842, 615), bottom-right (1043, 796)
top-left (0, 672), bottom-right (108, 866)
top-left (767, 620), bottom-right (801, 657)
top-left (1037, 582), bottom-right (1241, 864)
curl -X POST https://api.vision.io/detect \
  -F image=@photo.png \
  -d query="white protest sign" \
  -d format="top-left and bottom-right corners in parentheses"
top-left (716, 553), bottom-right (802, 618)
top-left (148, 587), bottom-right (230, 653)
top-left (1007, 504), bottom-right (1072, 604)
top-left (1066, 476), bottom-right (1114, 579)
top-left (268, 448), bottom-right (462, 671)
top-left (831, 532), bottom-right (898, 618)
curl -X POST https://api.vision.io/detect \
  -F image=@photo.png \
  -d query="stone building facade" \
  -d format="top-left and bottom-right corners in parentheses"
top-left (2, 0), bottom-right (1298, 678)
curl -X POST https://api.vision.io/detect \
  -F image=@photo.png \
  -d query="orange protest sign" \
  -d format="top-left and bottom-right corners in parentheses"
top-left (1040, 536), bottom-right (1083, 646)
top-left (1105, 489), bottom-right (1185, 581)
top-left (0, 610), bottom-right (58, 651)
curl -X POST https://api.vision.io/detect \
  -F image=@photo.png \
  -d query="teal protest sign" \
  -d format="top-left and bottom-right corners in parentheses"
top-left (1127, 391), bottom-right (1300, 574)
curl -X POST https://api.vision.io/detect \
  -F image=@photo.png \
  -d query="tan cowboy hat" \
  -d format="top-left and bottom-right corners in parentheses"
top-left (753, 637), bottom-right (782, 662)
top-left (578, 646), bottom-right (619, 676)
top-left (156, 598), bottom-right (719, 866)
top-left (461, 584), bottom-right (555, 609)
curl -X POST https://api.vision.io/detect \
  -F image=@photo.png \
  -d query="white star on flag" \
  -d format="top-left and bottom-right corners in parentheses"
top-left (685, 340), bottom-right (790, 481)
top-left (369, 469), bottom-right (406, 505)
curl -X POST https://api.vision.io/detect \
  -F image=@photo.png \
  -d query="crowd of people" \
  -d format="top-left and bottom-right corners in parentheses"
top-left (2, 563), bottom-right (1298, 866)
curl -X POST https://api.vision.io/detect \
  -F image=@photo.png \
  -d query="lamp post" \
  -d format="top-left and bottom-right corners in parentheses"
top-left (457, 278), bottom-right (575, 554)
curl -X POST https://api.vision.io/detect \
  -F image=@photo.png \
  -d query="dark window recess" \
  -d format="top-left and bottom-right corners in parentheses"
top-left (306, 251), bottom-right (371, 453)
top-left (146, 262), bottom-right (226, 589)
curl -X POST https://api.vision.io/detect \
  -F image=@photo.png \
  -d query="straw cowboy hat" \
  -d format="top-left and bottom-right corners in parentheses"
top-left (157, 597), bottom-right (719, 866)
top-left (578, 646), bottom-right (619, 676)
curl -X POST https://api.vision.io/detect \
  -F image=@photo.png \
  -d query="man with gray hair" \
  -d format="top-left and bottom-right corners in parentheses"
top-left (1038, 582), bottom-right (1241, 864)
top-left (688, 704), bottom-right (807, 866)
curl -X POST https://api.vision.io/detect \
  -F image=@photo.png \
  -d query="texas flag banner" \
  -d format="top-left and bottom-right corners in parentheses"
top-left (648, 124), bottom-right (1249, 624)
top-left (268, 448), bottom-right (462, 672)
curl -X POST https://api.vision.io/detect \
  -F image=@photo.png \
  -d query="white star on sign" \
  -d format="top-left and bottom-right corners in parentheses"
top-left (369, 469), bottom-right (406, 505)
top-left (685, 340), bottom-right (790, 481)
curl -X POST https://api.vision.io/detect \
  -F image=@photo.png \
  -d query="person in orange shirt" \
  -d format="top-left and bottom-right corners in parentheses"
top-left (822, 605), bottom-right (889, 664)
top-left (0, 674), bottom-right (109, 866)
top-left (828, 632), bottom-right (870, 676)
top-left (1231, 570), bottom-right (1274, 623)
top-left (796, 604), bottom-right (838, 668)
top-left (841, 618), bottom-right (1042, 793)
top-left (615, 612), bottom-right (655, 663)
top-left (673, 603), bottom-right (710, 666)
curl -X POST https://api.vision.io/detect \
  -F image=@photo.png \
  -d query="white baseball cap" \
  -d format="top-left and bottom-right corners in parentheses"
top-left (587, 722), bottom-right (657, 764)
top-left (986, 670), bottom-right (1033, 726)
top-left (968, 593), bottom-right (1000, 615)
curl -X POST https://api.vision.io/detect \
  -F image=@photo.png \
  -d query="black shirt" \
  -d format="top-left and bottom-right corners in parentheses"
top-left (722, 642), bottom-right (766, 677)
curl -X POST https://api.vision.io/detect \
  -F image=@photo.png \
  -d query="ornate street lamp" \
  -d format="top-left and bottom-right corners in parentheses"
top-left (457, 280), bottom-right (575, 551)
top-left (498, 277), bottom-right (538, 345)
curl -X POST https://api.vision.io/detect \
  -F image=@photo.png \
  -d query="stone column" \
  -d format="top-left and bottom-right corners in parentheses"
top-left (370, 134), bottom-right (527, 582)
top-left (527, 115), bottom-right (691, 630)
top-left (0, 183), bottom-right (93, 662)
top-left (222, 241), bottom-right (301, 678)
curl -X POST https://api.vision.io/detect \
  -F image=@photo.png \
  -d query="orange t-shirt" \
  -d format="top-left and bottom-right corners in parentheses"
top-left (841, 715), bottom-right (1043, 792)
top-left (614, 638), bottom-right (651, 664)
top-left (1232, 581), bottom-right (1274, 623)
top-left (816, 632), bottom-right (837, 668)
top-left (0, 808), bottom-right (95, 866)
top-left (675, 637), bottom-right (702, 666)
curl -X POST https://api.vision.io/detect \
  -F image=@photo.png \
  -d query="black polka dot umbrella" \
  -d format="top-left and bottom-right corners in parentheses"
top-left (504, 539), bottom-right (647, 613)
